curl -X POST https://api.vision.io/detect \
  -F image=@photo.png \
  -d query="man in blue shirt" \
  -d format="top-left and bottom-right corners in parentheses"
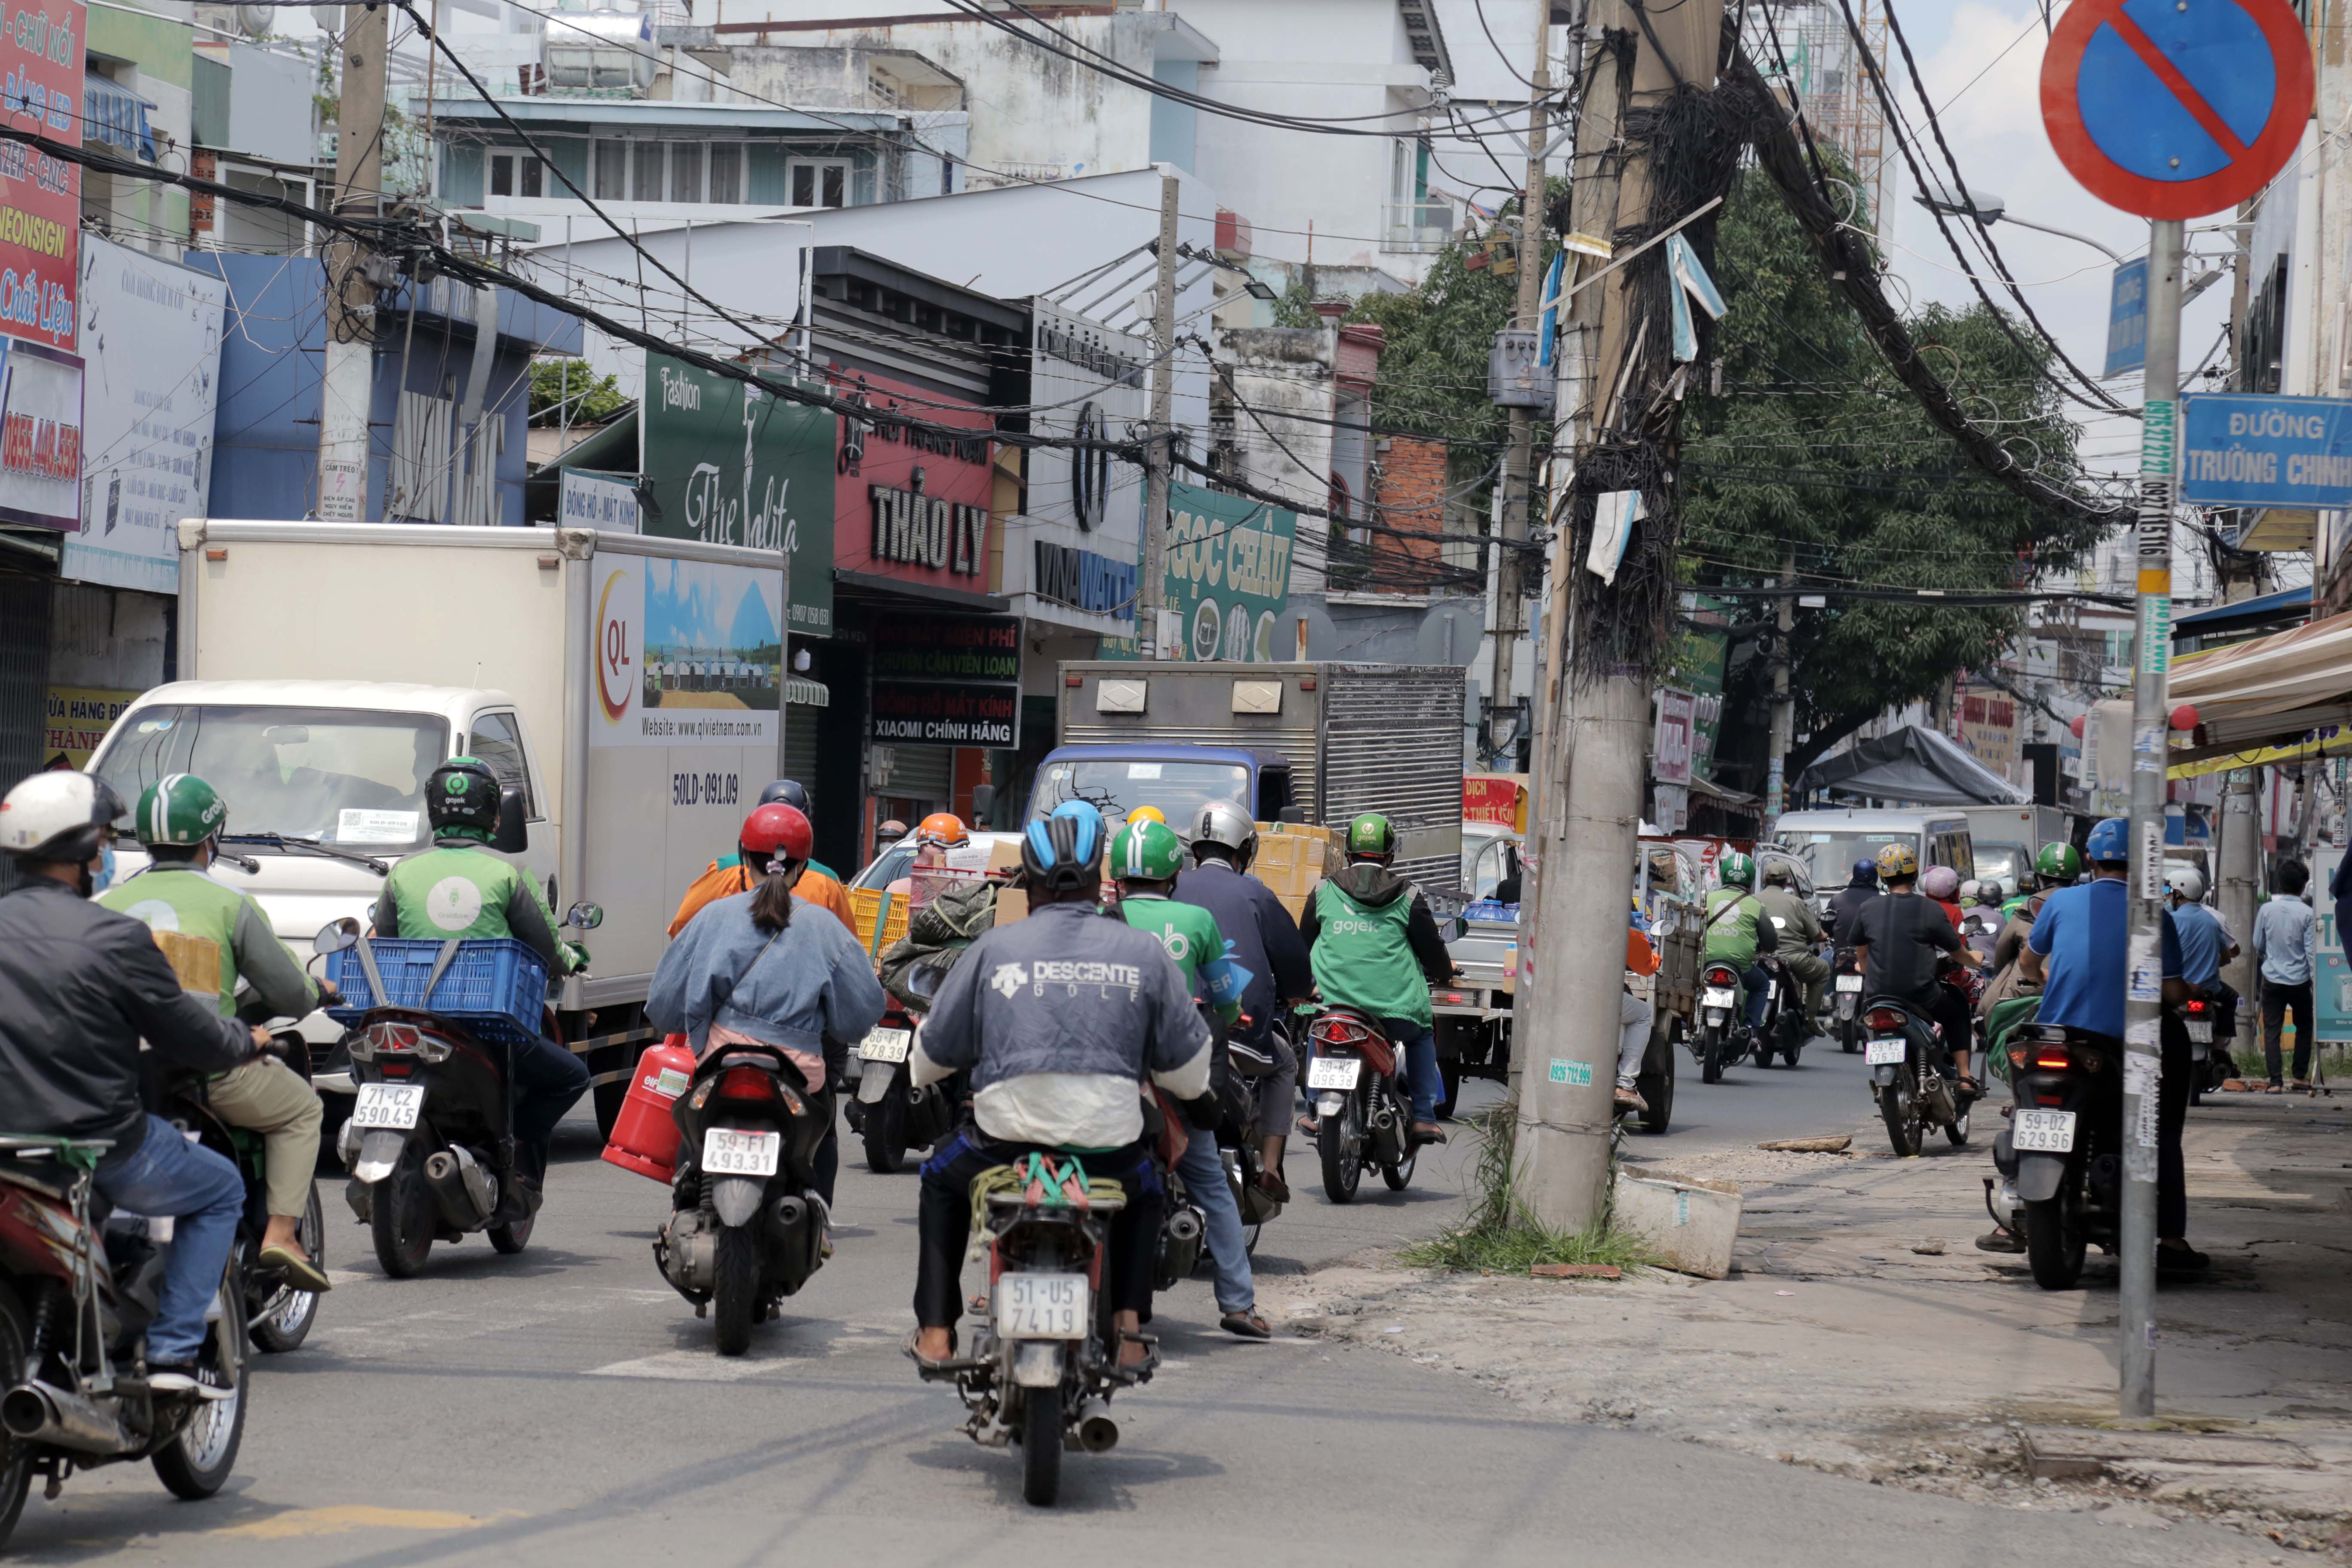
top-left (2165, 865), bottom-right (2239, 1052)
top-left (2021, 818), bottom-right (2202, 1275)
top-left (2251, 858), bottom-right (2316, 1090)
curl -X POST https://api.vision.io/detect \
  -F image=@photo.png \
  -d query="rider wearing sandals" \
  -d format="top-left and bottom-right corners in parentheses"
top-left (906, 806), bottom-right (1212, 1371)
top-left (1845, 842), bottom-right (1977, 1093)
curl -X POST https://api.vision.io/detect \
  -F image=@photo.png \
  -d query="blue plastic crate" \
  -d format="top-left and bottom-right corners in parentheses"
top-left (327, 937), bottom-right (549, 1047)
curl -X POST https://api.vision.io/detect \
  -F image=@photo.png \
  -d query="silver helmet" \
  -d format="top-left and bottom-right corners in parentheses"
top-left (1190, 799), bottom-right (1259, 866)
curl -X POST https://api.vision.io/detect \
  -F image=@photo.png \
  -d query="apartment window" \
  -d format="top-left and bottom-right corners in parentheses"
top-left (708, 142), bottom-right (742, 203)
top-left (787, 157), bottom-right (849, 208)
top-left (632, 142), bottom-right (663, 202)
top-left (592, 137), bottom-right (626, 200)
top-left (672, 143), bottom-right (702, 203)
top-left (488, 150), bottom-right (544, 199)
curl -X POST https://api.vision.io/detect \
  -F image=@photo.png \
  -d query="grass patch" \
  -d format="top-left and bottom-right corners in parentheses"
top-left (1396, 1103), bottom-right (1659, 1274)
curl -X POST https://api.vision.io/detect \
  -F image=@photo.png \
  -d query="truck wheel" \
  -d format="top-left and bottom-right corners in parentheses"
top-left (1638, 1047), bottom-right (1674, 1134)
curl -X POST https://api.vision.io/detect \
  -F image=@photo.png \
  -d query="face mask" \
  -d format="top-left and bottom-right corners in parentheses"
top-left (94, 843), bottom-right (116, 894)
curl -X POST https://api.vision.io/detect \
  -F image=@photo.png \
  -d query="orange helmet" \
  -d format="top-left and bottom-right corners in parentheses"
top-left (915, 812), bottom-right (968, 848)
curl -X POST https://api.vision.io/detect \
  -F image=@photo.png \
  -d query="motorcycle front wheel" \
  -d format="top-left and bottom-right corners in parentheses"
top-left (250, 1185), bottom-right (325, 1352)
top-left (1318, 1102), bottom-right (1362, 1204)
top-left (1020, 1388), bottom-right (1062, 1507)
top-left (153, 1270), bottom-right (249, 1500)
top-left (713, 1225), bottom-right (759, 1356)
top-left (369, 1147), bottom-right (434, 1279)
top-left (2022, 1186), bottom-right (2087, 1289)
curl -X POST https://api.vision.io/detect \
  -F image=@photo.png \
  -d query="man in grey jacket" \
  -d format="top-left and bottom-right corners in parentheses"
top-left (908, 810), bottom-right (1211, 1368)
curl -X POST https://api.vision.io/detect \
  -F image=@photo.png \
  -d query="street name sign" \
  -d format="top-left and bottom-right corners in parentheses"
top-left (2180, 393), bottom-right (2352, 510)
top-left (2104, 257), bottom-right (2147, 377)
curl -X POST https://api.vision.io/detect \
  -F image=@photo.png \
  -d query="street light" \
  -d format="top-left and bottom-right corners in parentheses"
top-left (1916, 182), bottom-right (2126, 264)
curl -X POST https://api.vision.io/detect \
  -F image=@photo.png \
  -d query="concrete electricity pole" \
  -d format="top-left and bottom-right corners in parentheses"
top-left (317, 1), bottom-right (389, 522)
top-left (1140, 169), bottom-right (1180, 658)
top-left (2121, 215), bottom-right (2184, 1420)
top-left (1766, 549), bottom-right (1795, 828)
top-left (2216, 769), bottom-right (2258, 1064)
top-left (1491, 9), bottom-right (1553, 748)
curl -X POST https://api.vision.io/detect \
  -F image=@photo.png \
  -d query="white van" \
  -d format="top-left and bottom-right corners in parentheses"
top-left (1770, 807), bottom-right (1975, 890)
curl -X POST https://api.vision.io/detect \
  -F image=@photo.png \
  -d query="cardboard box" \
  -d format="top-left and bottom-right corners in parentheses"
top-left (987, 837), bottom-right (1024, 874)
top-left (993, 887), bottom-right (1029, 926)
top-left (1277, 893), bottom-right (1308, 925)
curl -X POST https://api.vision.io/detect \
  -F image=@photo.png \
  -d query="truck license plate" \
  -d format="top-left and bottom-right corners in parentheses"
top-left (351, 1082), bottom-right (423, 1130)
top-left (1865, 1039), bottom-right (1908, 1066)
top-left (703, 1127), bottom-right (781, 1177)
top-left (995, 1272), bottom-right (1089, 1339)
top-left (2185, 1019), bottom-right (2213, 1044)
top-left (2012, 1109), bottom-right (2076, 1153)
top-left (1306, 1057), bottom-right (1361, 1090)
top-left (858, 1027), bottom-right (913, 1063)
top-left (1702, 987), bottom-right (1738, 1008)
top-left (1835, 974), bottom-right (1863, 993)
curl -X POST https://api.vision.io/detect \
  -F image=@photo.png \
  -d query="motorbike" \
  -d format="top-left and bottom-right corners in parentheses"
top-left (916, 1152), bottom-right (1149, 1507)
top-left (1862, 992), bottom-right (1972, 1156)
top-left (1692, 961), bottom-right (1755, 1084)
top-left (1831, 947), bottom-right (1864, 1052)
top-left (1220, 1018), bottom-right (1287, 1252)
top-left (1305, 1007), bottom-right (1417, 1203)
top-left (1988, 1021), bottom-right (2121, 1290)
top-left (653, 1041), bottom-right (833, 1356)
top-left (2180, 992), bottom-right (2233, 1106)
top-left (847, 1003), bottom-right (960, 1174)
top-left (324, 917), bottom-right (595, 1278)
top-left (0, 1135), bottom-right (251, 1551)
top-left (161, 1066), bottom-right (325, 1355)
top-left (1755, 952), bottom-right (1807, 1069)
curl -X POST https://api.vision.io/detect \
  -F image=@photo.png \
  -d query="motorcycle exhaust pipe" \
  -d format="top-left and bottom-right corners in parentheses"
top-left (423, 1150), bottom-right (487, 1228)
top-left (1164, 1207), bottom-right (1203, 1247)
top-left (2, 1380), bottom-right (132, 1455)
top-left (1077, 1413), bottom-right (1120, 1453)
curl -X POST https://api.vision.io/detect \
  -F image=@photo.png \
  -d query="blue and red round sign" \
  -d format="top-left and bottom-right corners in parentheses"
top-left (2040, 0), bottom-right (2313, 220)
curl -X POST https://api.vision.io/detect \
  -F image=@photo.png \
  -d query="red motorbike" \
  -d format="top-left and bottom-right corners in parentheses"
top-left (1305, 1007), bottom-right (1416, 1203)
top-left (0, 1136), bottom-right (251, 1550)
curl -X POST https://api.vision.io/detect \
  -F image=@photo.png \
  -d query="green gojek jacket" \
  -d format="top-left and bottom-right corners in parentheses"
top-left (99, 864), bottom-right (319, 1021)
top-left (1307, 876), bottom-right (1435, 1030)
top-left (1118, 892), bottom-right (1241, 1025)
top-left (374, 838), bottom-right (576, 972)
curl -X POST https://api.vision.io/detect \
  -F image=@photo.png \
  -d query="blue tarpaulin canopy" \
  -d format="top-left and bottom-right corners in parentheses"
top-left (84, 76), bottom-right (156, 160)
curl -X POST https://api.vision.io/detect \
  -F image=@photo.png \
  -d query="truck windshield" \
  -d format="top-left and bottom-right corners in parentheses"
top-left (93, 705), bottom-right (450, 851)
top-left (1773, 830), bottom-right (1919, 887)
top-left (1029, 759), bottom-right (1251, 833)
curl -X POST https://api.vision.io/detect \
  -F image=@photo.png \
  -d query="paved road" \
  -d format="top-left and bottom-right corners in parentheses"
top-left (7, 1049), bottom-right (2264, 1566)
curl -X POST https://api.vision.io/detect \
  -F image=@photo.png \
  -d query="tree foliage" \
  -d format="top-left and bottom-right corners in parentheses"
top-left (529, 358), bottom-right (630, 425)
top-left (1680, 166), bottom-right (2105, 778)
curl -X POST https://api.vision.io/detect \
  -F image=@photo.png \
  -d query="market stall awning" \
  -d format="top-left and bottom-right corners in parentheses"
top-left (2166, 607), bottom-right (2352, 772)
top-left (84, 76), bottom-right (156, 160)
top-left (1795, 724), bottom-right (2029, 806)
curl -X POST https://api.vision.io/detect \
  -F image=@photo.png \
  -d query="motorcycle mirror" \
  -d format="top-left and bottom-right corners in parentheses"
top-left (904, 962), bottom-right (950, 1002)
top-left (492, 787), bottom-right (530, 855)
top-left (312, 917), bottom-right (360, 956)
top-left (564, 899), bottom-right (605, 931)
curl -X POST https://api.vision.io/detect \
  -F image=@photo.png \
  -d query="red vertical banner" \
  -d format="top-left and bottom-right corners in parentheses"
top-left (0, 1), bottom-right (83, 352)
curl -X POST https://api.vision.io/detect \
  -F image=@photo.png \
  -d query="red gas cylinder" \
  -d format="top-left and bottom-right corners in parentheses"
top-left (601, 1035), bottom-right (696, 1182)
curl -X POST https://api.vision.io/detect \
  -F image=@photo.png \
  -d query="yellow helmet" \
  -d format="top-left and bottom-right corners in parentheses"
top-left (1127, 805), bottom-right (1167, 825)
top-left (1874, 842), bottom-right (1920, 880)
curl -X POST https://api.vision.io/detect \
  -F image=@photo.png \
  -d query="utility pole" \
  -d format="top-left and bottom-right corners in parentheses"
top-left (1765, 550), bottom-right (1795, 828)
top-left (1140, 169), bottom-right (1179, 658)
top-left (2217, 769), bottom-right (2258, 1068)
top-left (2121, 216), bottom-right (2184, 1421)
top-left (1492, 6), bottom-right (1553, 749)
top-left (317, 1), bottom-right (389, 523)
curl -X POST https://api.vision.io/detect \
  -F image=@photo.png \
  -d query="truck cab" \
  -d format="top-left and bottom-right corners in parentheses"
top-left (1023, 743), bottom-right (1295, 834)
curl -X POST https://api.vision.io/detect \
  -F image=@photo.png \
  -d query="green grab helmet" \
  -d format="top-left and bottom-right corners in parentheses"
top-left (426, 756), bottom-right (502, 841)
top-left (1717, 851), bottom-right (1755, 889)
top-left (2034, 842), bottom-right (2084, 884)
top-left (1345, 812), bottom-right (1396, 859)
top-left (135, 773), bottom-right (227, 847)
top-left (1111, 818), bottom-right (1187, 883)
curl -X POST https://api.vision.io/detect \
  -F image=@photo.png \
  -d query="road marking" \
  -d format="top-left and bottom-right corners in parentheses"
top-left (211, 1505), bottom-right (518, 1540)
top-left (585, 1349), bottom-right (807, 1381)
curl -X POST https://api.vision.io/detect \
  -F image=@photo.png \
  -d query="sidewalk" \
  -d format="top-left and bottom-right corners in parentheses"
top-left (1259, 1088), bottom-right (2352, 1556)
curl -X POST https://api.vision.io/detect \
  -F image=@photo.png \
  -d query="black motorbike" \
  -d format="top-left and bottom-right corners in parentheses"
top-left (1221, 1018), bottom-right (1288, 1251)
top-left (848, 1003), bottom-right (959, 1174)
top-left (1305, 1007), bottom-right (1416, 1203)
top-left (162, 1063), bottom-right (325, 1354)
top-left (1693, 961), bottom-right (1755, 1084)
top-left (1990, 1022), bottom-right (2121, 1290)
top-left (655, 1042), bottom-right (832, 1356)
top-left (1831, 947), bottom-right (1864, 1052)
top-left (1755, 952), bottom-right (1807, 1069)
top-left (1862, 994), bottom-right (1972, 1156)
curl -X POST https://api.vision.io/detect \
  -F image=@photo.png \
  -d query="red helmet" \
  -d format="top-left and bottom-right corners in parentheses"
top-left (740, 803), bottom-right (814, 866)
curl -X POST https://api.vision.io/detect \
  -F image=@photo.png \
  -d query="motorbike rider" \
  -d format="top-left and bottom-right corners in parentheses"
top-left (1845, 843), bottom-right (1977, 1089)
top-left (0, 772), bottom-right (265, 1396)
top-left (97, 773), bottom-right (333, 1293)
top-left (1113, 818), bottom-right (1269, 1340)
top-left (1173, 801), bottom-right (1314, 1200)
top-left (2020, 816), bottom-right (2204, 1274)
top-left (370, 756), bottom-right (589, 1208)
top-left (2165, 865), bottom-right (2238, 1036)
top-left (669, 779), bottom-right (855, 936)
top-left (1298, 812), bottom-right (1458, 1146)
top-left (1700, 852), bottom-right (1780, 1043)
top-left (1754, 860), bottom-right (1827, 1037)
top-left (1920, 864), bottom-right (1966, 933)
top-left (648, 802), bottom-right (886, 1212)
top-left (1823, 858), bottom-right (1880, 947)
top-left (906, 809), bottom-right (1212, 1371)
top-left (886, 812), bottom-right (969, 898)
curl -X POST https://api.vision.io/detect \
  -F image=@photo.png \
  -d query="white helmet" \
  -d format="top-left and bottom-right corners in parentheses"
top-left (1, 771), bottom-right (126, 863)
top-left (1958, 878), bottom-right (1983, 903)
top-left (1190, 799), bottom-right (1259, 866)
top-left (2165, 864), bottom-right (2205, 902)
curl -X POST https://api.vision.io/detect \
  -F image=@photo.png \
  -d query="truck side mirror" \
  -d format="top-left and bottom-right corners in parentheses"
top-left (493, 787), bottom-right (530, 855)
top-left (1277, 806), bottom-right (1305, 824)
top-left (971, 784), bottom-right (997, 824)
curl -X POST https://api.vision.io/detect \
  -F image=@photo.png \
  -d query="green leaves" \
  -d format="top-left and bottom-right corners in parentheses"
top-left (529, 358), bottom-right (629, 425)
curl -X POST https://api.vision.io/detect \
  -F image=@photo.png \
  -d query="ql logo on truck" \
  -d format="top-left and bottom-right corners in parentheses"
top-left (596, 568), bottom-right (634, 722)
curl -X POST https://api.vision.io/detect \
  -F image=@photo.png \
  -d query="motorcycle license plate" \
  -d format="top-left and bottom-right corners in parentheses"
top-left (702, 1127), bottom-right (781, 1178)
top-left (2012, 1109), bottom-right (2076, 1153)
top-left (1835, 974), bottom-right (1863, 993)
top-left (1307, 1057), bottom-right (1362, 1091)
top-left (351, 1082), bottom-right (423, 1130)
top-left (1864, 1038), bottom-right (1908, 1066)
top-left (858, 1027), bottom-right (913, 1063)
top-left (2186, 1019), bottom-right (2213, 1044)
top-left (995, 1272), bottom-right (1090, 1339)
top-left (1702, 987), bottom-right (1738, 1008)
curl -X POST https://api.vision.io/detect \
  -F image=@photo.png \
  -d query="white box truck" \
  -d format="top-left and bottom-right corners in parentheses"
top-left (86, 519), bottom-right (798, 1134)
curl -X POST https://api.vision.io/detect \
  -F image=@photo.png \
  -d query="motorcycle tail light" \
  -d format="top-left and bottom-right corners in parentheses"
top-left (2033, 1047), bottom-right (2072, 1071)
top-left (1703, 966), bottom-right (1738, 986)
top-left (2183, 1000), bottom-right (2208, 1016)
top-left (380, 1060), bottom-right (413, 1078)
top-left (2034, 1091), bottom-right (2065, 1107)
top-left (718, 1067), bottom-right (779, 1101)
top-left (1442, 992), bottom-right (1465, 1004)
top-left (1863, 1007), bottom-right (1905, 1032)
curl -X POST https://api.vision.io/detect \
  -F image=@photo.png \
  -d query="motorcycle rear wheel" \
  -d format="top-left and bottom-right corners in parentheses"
top-left (488, 1206), bottom-right (534, 1256)
top-left (1944, 1101), bottom-right (1971, 1147)
top-left (1318, 1104), bottom-right (1361, 1204)
top-left (153, 1271), bottom-right (248, 1500)
top-left (862, 1089), bottom-right (907, 1175)
top-left (250, 1186), bottom-right (325, 1352)
top-left (1020, 1389), bottom-right (1062, 1507)
top-left (713, 1225), bottom-right (759, 1356)
top-left (2022, 1188), bottom-right (2087, 1289)
top-left (1879, 1071), bottom-right (1923, 1157)
top-left (369, 1152), bottom-right (434, 1279)
top-left (1701, 1031), bottom-right (1724, 1085)
top-left (0, 1284), bottom-right (31, 1551)
top-left (1381, 1146), bottom-right (1416, 1191)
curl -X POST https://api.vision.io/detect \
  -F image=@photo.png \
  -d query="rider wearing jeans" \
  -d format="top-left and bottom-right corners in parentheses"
top-left (1299, 813), bottom-right (1459, 1146)
top-left (0, 772), bottom-right (260, 1396)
